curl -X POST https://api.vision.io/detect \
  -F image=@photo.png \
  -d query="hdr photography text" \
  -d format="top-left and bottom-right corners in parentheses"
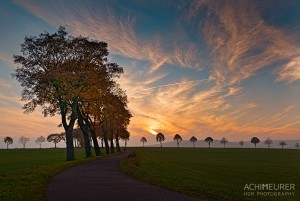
top-left (244, 183), bottom-right (296, 197)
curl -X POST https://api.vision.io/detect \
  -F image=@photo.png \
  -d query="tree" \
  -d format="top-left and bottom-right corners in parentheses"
top-left (173, 134), bottom-right (183, 148)
top-left (19, 136), bottom-right (29, 148)
top-left (264, 137), bottom-right (273, 148)
top-left (296, 142), bottom-right (300, 149)
top-left (140, 137), bottom-right (147, 147)
top-left (204, 137), bottom-right (213, 148)
top-left (67, 128), bottom-right (83, 147)
top-left (99, 89), bottom-right (131, 154)
top-left (251, 137), bottom-right (260, 148)
top-left (190, 136), bottom-right (197, 148)
top-left (13, 26), bottom-right (123, 160)
top-left (47, 133), bottom-right (62, 148)
top-left (4, 137), bottom-right (13, 149)
top-left (35, 136), bottom-right (46, 149)
top-left (220, 137), bottom-right (228, 148)
top-left (59, 133), bottom-right (66, 143)
top-left (121, 130), bottom-right (130, 151)
top-left (239, 140), bottom-right (244, 148)
top-left (156, 133), bottom-right (165, 147)
top-left (279, 141), bottom-right (286, 149)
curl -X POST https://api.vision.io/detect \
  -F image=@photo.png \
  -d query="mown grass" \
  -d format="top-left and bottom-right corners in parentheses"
top-left (120, 147), bottom-right (300, 201)
top-left (0, 148), bottom-right (102, 201)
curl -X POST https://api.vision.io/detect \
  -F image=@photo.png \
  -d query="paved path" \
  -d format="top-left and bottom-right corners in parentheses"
top-left (46, 151), bottom-right (202, 201)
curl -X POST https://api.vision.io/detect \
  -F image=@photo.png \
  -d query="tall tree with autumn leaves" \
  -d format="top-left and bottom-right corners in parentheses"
top-left (13, 26), bottom-right (130, 160)
top-left (98, 87), bottom-right (132, 154)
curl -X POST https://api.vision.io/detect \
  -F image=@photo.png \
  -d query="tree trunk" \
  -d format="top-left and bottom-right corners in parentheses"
top-left (90, 129), bottom-right (101, 156)
top-left (101, 138), bottom-right (104, 148)
top-left (40, 144), bottom-right (41, 149)
top-left (177, 141), bottom-right (179, 148)
top-left (115, 135), bottom-right (121, 152)
top-left (143, 142), bottom-right (144, 147)
top-left (78, 123), bottom-right (91, 157)
top-left (109, 126), bottom-right (115, 153)
top-left (110, 139), bottom-right (115, 153)
top-left (83, 132), bottom-right (92, 157)
top-left (61, 103), bottom-right (76, 161)
top-left (7, 143), bottom-right (8, 150)
top-left (193, 142), bottom-right (195, 148)
top-left (77, 106), bottom-right (93, 157)
top-left (65, 125), bottom-right (75, 160)
top-left (101, 123), bottom-right (110, 154)
top-left (23, 143), bottom-right (25, 148)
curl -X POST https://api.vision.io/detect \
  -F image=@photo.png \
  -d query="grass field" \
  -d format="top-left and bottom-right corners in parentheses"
top-left (120, 147), bottom-right (300, 201)
top-left (0, 148), bottom-right (101, 201)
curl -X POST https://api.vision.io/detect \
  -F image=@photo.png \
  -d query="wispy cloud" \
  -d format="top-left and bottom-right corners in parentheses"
top-left (268, 105), bottom-right (296, 124)
top-left (275, 56), bottom-right (300, 83)
top-left (14, 0), bottom-right (207, 74)
top-left (189, 0), bottom-right (300, 85)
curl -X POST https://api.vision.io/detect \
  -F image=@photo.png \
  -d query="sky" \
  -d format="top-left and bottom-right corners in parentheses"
top-left (1, 0), bottom-right (300, 148)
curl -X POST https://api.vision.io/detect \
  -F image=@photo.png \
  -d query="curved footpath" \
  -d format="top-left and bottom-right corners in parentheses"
top-left (45, 151), bottom-right (202, 201)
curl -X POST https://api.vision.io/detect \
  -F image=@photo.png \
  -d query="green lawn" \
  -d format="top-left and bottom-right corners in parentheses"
top-left (120, 148), bottom-right (300, 201)
top-left (0, 148), bottom-right (101, 201)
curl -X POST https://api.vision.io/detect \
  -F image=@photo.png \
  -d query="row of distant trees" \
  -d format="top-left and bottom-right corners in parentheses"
top-left (3, 136), bottom-right (31, 149)
top-left (3, 134), bottom-right (63, 149)
top-left (3, 129), bottom-right (130, 150)
top-left (140, 134), bottom-right (300, 149)
top-left (12, 27), bottom-right (131, 160)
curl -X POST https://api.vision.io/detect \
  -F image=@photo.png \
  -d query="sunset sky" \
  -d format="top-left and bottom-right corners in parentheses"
top-left (1, 0), bottom-right (300, 148)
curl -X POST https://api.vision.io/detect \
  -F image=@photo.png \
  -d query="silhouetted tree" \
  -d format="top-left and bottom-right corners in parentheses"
top-left (35, 136), bottom-right (46, 149)
top-left (4, 136), bottom-right (13, 149)
top-left (121, 129), bottom-right (130, 151)
top-left (71, 128), bottom-right (84, 147)
top-left (296, 142), bottom-right (300, 149)
top-left (59, 133), bottom-right (66, 143)
top-left (251, 137), bottom-right (260, 148)
top-left (47, 133), bottom-right (62, 148)
top-left (239, 140), bottom-right (244, 148)
top-left (264, 137), bottom-right (273, 148)
top-left (140, 137), bottom-right (147, 147)
top-left (220, 137), bottom-right (228, 148)
top-left (13, 27), bottom-right (124, 160)
top-left (19, 136), bottom-right (29, 148)
top-left (156, 133), bottom-right (165, 147)
top-left (99, 90), bottom-right (131, 155)
top-left (173, 134), bottom-right (183, 148)
top-left (279, 141), bottom-right (286, 149)
top-left (190, 136), bottom-right (197, 148)
top-left (204, 137), bottom-right (213, 148)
